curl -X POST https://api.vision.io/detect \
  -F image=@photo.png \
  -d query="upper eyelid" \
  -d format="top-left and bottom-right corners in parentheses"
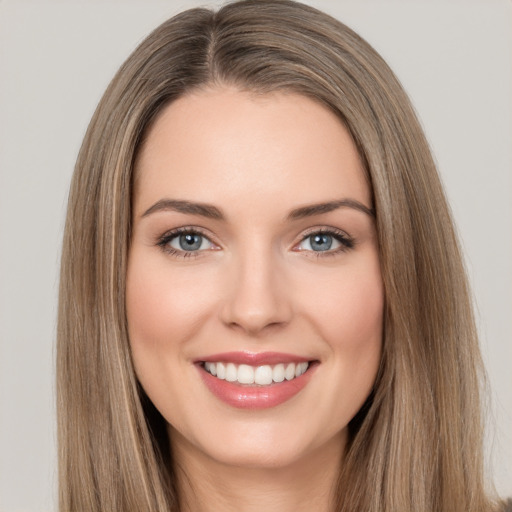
top-left (156, 227), bottom-right (218, 259)
top-left (158, 226), bottom-right (216, 241)
top-left (293, 226), bottom-right (355, 252)
top-left (296, 225), bottom-right (352, 241)
top-left (155, 225), bottom-right (353, 249)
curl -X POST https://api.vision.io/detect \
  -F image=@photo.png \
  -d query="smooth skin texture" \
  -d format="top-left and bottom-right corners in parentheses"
top-left (127, 87), bottom-right (384, 512)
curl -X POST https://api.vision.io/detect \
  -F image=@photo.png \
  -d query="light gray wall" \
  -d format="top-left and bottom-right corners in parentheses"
top-left (0, 1), bottom-right (510, 510)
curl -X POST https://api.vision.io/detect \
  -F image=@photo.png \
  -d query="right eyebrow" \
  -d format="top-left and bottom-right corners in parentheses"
top-left (141, 199), bottom-right (224, 220)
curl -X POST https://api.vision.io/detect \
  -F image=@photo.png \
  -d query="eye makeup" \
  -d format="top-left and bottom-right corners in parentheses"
top-left (293, 226), bottom-right (355, 257)
top-left (155, 225), bottom-right (356, 260)
top-left (156, 226), bottom-right (218, 258)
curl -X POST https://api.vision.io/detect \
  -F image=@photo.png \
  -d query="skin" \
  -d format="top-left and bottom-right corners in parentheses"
top-left (126, 87), bottom-right (384, 512)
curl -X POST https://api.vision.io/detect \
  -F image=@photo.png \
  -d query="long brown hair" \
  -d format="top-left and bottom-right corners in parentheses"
top-left (57, 1), bottom-right (502, 510)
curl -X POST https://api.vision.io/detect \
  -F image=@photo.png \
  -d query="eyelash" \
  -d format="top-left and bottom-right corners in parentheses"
top-left (155, 226), bottom-right (355, 259)
top-left (156, 227), bottom-right (215, 259)
top-left (296, 227), bottom-right (355, 258)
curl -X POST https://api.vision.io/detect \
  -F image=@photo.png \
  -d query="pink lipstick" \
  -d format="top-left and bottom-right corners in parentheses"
top-left (195, 352), bottom-right (317, 409)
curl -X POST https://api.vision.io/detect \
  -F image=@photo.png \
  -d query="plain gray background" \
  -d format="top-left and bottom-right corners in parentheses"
top-left (0, 1), bottom-right (510, 510)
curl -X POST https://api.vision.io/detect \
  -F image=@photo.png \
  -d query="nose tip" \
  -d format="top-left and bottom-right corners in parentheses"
top-left (219, 259), bottom-right (293, 336)
top-left (223, 305), bottom-right (287, 336)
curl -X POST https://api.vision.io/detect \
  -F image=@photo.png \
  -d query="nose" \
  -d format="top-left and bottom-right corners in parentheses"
top-left (219, 246), bottom-right (293, 336)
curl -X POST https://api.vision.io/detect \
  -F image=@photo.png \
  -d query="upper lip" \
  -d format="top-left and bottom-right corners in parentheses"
top-left (195, 351), bottom-right (313, 366)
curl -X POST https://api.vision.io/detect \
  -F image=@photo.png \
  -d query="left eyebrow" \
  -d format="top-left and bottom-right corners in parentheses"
top-left (287, 199), bottom-right (375, 220)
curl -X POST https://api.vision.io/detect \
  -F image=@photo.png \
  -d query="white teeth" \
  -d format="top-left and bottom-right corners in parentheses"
top-left (204, 362), bottom-right (217, 376)
top-left (285, 363), bottom-right (295, 381)
top-left (204, 361), bottom-right (310, 386)
top-left (295, 362), bottom-right (308, 377)
top-left (272, 364), bottom-right (285, 383)
top-left (237, 364), bottom-right (254, 384)
top-left (225, 363), bottom-right (237, 382)
top-left (216, 362), bottom-right (226, 380)
top-left (254, 365), bottom-right (273, 385)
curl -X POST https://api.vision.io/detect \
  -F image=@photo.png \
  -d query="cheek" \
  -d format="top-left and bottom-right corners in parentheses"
top-left (125, 251), bottom-right (226, 435)
top-left (303, 256), bottom-right (383, 344)
top-left (304, 259), bottom-right (383, 431)
top-left (125, 253), bottom-right (218, 373)
top-left (299, 255), bottom-right (383, 396)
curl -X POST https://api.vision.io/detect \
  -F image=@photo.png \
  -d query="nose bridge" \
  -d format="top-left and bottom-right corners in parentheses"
top-left (220, 236), bottom-right (292, 334)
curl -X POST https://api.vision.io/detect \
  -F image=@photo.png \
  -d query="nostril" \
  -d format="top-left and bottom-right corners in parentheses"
top-left (225, 317), bottom-right (289, 337)
top-left (219, 264), bottom-right (293, 334)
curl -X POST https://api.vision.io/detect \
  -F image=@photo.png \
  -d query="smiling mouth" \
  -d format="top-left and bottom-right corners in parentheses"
top-left (197, 355), bottom-right (319, 409)
top-left (201, 361), bottom-right (312, 386)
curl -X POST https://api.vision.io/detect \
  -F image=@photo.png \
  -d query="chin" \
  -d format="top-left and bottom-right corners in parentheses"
top-left (171, 415), bottom-right (347, 472)
top-left (203, 438), bottom-right (309, 470)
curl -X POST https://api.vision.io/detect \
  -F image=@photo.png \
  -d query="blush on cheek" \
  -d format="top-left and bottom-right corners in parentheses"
top-left (311, 273), bottom-right (382, 339)
top-left (125, 257), bottom-right (172, 363)
top-left (126, 252), bottom-right (221, 358)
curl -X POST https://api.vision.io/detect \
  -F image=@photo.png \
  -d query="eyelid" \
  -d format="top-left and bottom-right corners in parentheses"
top-left (154, 225), bottom-right (354, 259)
top-left (156, 226), bottom-right (220, 257)
top-left (292, 226), bottom-right (355, 253)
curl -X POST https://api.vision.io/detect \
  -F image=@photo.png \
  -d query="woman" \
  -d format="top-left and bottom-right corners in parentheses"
top-left (57, 1), bottom-right (508, 510)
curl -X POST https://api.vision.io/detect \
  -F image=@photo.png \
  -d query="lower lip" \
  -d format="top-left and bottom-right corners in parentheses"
top-left (197, 364), bottom-right (316, 410)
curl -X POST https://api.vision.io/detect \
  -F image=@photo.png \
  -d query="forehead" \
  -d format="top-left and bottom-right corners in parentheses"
top-left (134, 87), bottom-right (371, 214)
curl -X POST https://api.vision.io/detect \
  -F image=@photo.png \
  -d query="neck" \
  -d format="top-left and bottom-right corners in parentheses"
top-left (170, 429), bottom-right (345, 512)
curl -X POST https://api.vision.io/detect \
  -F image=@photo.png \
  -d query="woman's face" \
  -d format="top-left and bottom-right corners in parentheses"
top-left (127, 87), bottom-right (383, 469)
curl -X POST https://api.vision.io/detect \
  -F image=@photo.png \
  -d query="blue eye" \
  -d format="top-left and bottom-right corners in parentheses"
top-left (157, 229), bottom-right (216, 256)
top-left (168, 232), bottom-right (213, 252)
top-left (310, 233), bottom-right (334, 251)
top-left (173, 233), bottom-right (201, 251)
top-left (296, 230), bottom-right (353, 253)
top-left (299, 233), bottom-right (339, 252)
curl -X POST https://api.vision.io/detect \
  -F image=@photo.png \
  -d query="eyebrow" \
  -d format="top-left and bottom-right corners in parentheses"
top-left (141, 198), bottom-right (374, 221)
top-left (141, 199), bottom-right (224, 220)
top-left (287, 199), bottom-right (375, 220)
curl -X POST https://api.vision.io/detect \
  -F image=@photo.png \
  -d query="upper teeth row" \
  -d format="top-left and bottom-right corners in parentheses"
top-left (204, 362), bottom-right (309, 386)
